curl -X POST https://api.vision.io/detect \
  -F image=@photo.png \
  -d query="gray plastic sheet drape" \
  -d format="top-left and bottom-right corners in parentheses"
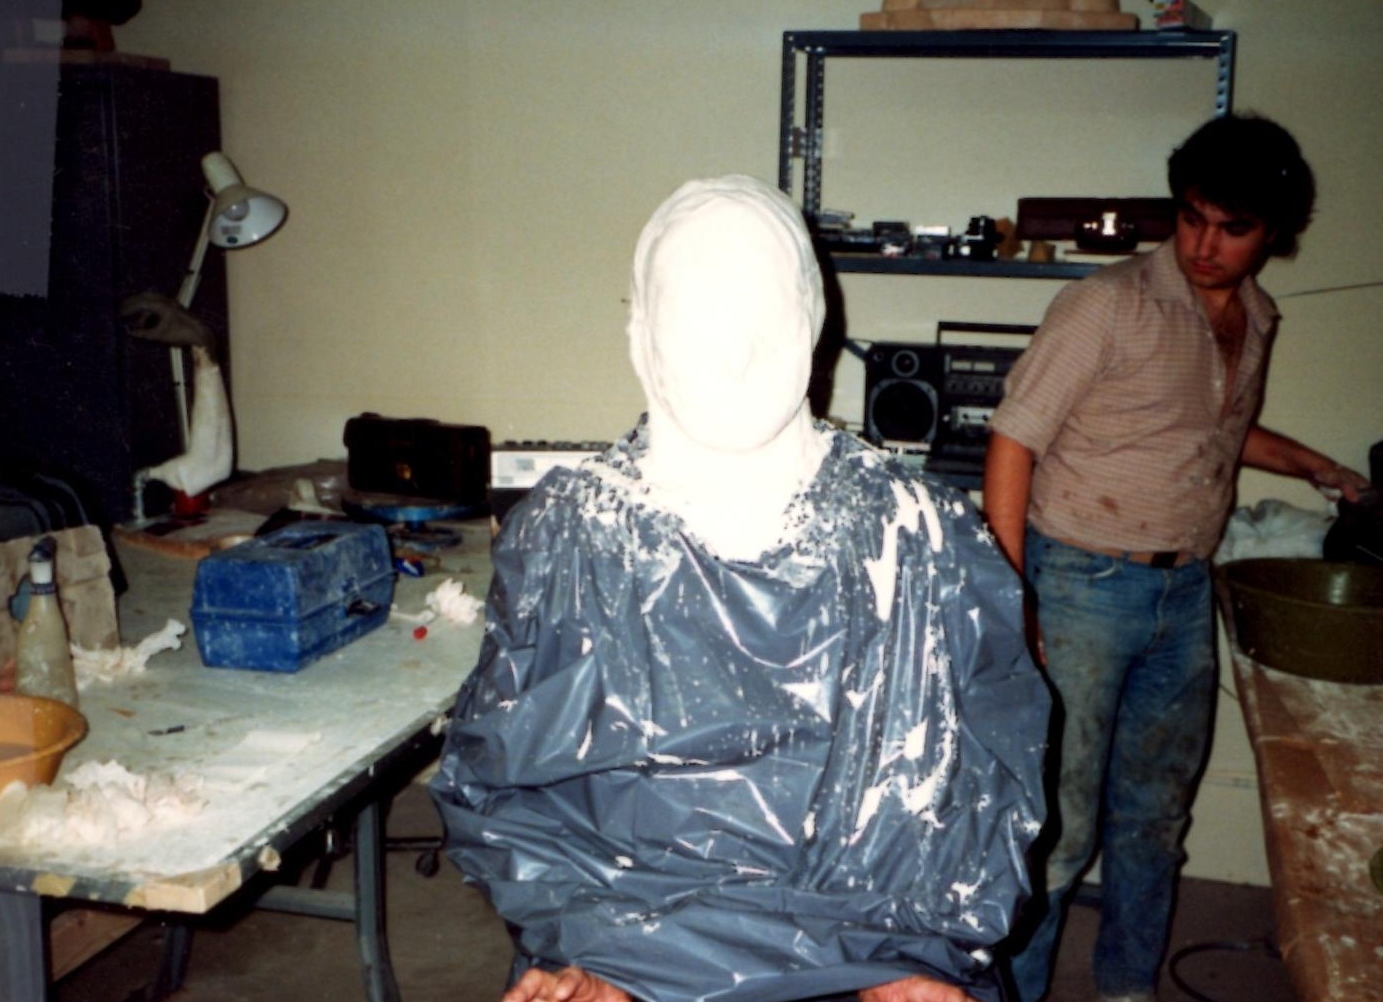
top-left (431, 428), bottom-right (1050, 1002)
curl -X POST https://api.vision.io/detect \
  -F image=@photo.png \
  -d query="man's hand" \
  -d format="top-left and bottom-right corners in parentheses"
top-left (1309, 462), bottom-right (1373, 504)
top-left (859, 974), bottom-right (981, 1002)
top-left (502, 967), bottom-right (632, 1002)
top-left (1241, 426), bottom-right (1373, 504)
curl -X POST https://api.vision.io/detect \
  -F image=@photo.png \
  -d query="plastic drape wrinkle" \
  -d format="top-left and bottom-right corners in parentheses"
top-left (431, 427), bottom-right (1050, 1002)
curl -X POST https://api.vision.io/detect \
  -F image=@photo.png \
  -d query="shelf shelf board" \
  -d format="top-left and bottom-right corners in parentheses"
top-left (829, 254), bottom-right (1099, 279)
top-left (783, 29), bottom-right (1233, 61)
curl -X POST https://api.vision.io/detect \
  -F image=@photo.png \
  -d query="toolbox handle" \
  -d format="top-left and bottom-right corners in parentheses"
top-left (270, 531), bottom-right (338, 550)
top-left (346, 598), bottom-right (381, 617)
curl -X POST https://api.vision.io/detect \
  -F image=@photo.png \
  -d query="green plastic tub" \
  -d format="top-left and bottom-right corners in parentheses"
top-left (1221, 558), bottom-right (1383, 684)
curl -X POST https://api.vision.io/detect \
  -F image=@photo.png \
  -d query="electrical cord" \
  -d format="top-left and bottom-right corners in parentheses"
top-left (1166, 936), bottom-right (1284, 1002)
top-left (1071, 886), bottom-right (1285, 1002)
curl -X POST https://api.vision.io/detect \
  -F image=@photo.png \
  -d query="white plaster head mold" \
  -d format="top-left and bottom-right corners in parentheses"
top-left (626, 175), bottom-right (830, 559)
top-left (628, 174), bottom-right (825, 449)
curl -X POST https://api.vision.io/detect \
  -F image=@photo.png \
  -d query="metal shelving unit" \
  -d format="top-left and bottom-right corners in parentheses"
top-left (828, 253), bottom-right (1096, 279)
top-left (778, 28), bottom-right (1237, 280)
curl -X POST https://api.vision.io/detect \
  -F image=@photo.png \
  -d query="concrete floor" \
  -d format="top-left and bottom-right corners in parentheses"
top-left (55, 782), bottom-right (1291, 1002)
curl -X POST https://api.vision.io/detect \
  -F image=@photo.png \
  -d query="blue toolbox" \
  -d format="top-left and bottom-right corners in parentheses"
top-left (191, 522), bottom-right (394, 672)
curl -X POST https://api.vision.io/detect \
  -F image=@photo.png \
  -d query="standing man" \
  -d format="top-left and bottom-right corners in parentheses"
top-left (983, 114), bottom-right (1371, 1002)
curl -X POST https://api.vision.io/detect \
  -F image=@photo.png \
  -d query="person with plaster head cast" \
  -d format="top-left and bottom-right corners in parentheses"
top-left (431, 175), bottom-right (1050, 1002)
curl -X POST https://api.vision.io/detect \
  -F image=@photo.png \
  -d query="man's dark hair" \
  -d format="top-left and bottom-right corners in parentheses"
top-left (1167, 113), bottom-right (1316, 258)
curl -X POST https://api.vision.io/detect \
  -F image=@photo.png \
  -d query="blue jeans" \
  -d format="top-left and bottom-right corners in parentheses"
top-left (1007, 530), bottom-right (1217, 1001)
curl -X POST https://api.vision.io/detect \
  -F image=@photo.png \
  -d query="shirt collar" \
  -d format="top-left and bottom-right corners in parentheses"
top-left (1145, 236), bottom-right (1272, 330)
top-left (1146, 238), bottom-right (1280, 336)
top-left (1145, 239), bottom-right (1272, 386)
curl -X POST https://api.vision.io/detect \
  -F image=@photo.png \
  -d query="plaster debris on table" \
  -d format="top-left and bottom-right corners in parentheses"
top-left (72, 619), bottom-right (186, 688)
top-left (0, 760), bottom-right (206, 848)
top-left (426, 578), bottom-right (483, 624)
top-left (198, 729), bottom-right (323, 790)
top-left (390, 577), bottom-right (483, 627)
top-left (237, 729), bottom-right (323, 755)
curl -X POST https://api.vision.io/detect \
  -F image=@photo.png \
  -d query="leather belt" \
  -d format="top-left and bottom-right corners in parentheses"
top-left (1055, 538), bottom-right (1198, 568)
top-left (1140, 550), bottom-right (1192, 569)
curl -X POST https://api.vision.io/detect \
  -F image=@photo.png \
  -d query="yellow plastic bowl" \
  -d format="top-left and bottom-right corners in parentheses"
top-left (0, 694), bottom-right (89, 788)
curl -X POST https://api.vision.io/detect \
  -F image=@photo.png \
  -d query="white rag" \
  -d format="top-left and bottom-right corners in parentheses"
top-left (72, 619), bottom-right (187, 688)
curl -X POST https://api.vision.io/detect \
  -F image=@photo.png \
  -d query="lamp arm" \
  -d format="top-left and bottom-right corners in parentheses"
top-left (168, 198), bottom-right (217, 448)
top-left (176, 199), bottom-right (217, 309)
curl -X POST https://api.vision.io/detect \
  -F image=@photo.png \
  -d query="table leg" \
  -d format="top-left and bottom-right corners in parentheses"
top-left (147, 921), bottom-right (193, 999)
top-left (0, 890), bottom-right (49, 1002)
top-left (354, 798), bottom-right (402, 1002)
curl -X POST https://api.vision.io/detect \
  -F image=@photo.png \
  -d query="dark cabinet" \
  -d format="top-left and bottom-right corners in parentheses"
top-left (0, 62), bottom-right (226, 524)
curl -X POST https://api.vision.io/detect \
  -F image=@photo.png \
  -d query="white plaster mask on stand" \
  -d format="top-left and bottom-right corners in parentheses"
top-left (145, 346), bottom-right (233, 497)
top-left (119, 291), bottom-right (234, 500)
top-left (627, 175), bottom-right (830, 561)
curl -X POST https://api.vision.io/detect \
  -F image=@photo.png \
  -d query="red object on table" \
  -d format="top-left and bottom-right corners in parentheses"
top-left (172, 491), bottom-right (211, 518)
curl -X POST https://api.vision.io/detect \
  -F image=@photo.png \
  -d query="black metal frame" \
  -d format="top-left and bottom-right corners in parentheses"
top-left (778, 29), bottom-right (1237, 280)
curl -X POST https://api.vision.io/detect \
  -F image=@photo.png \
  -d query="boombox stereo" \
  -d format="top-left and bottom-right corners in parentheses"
top-left (863, 325), bottom-right (1033, 483)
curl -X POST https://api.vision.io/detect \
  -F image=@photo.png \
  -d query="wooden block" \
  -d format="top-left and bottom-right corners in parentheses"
top-left (123, 861), bottom-right (244, 913)
top-left (112, 524), bottom-right (218, 560)
top-left (930, 9), bottom-right (1137, 28)
top-left (49, 909), bottom-right (143, 980)
top-left (873, 0), bottom-right (1122, 10)
top-left (863, 10), bottom-right (933, 28)
top-left (913, 0), bottom-right (1085, 9)
top-left (112, 508), bottom-right (266, 561)
top-left (862, 8), bottom-right (1138, 29)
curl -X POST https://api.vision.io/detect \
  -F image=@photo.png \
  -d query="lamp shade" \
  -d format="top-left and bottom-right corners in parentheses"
top-left (201, 152), bottom-right (287, 249)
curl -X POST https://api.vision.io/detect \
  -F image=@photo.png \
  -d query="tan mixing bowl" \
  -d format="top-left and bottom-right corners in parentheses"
top-left (0, 694), bottom-right (89, 788)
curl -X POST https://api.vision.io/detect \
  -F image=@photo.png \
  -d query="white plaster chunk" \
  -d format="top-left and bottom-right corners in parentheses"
top-left (0, 760), bottom-right (206, 848)
top-left (72, 619), bottom-right (186, 688)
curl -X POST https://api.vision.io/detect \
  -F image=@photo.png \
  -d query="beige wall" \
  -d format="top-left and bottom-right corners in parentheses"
top-left (118, 2), bottom-right (1383, 886)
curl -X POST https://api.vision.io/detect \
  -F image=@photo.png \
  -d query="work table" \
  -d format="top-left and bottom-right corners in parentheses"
top-left (1231, 646), bottom-right (1383, 1002)
top-left (0, 517), bottom-right (492, 999)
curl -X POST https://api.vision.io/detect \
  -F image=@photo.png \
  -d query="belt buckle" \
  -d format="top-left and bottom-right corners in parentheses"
top-left (1149, 550), bottom-right (1179, 569)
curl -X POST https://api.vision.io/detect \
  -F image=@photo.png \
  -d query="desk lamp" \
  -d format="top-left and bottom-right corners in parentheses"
top-left (127, 153), bottom-right (287, 523)
top-left (168, 151), bottom-right (288, 445)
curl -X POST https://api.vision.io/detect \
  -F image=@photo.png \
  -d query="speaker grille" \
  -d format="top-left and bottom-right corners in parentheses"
top-left (864, 344), bottom-right (942, 445)
top-left (868, 380), bottom-right (937, 443)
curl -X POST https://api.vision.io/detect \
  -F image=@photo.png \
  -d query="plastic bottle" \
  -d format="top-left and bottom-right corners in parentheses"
top-left (15, 536), bottom-right (80, 709)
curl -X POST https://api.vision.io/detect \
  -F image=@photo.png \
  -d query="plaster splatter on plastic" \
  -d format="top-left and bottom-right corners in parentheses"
top-left (431, 424), bottom-right (1049, 1002)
